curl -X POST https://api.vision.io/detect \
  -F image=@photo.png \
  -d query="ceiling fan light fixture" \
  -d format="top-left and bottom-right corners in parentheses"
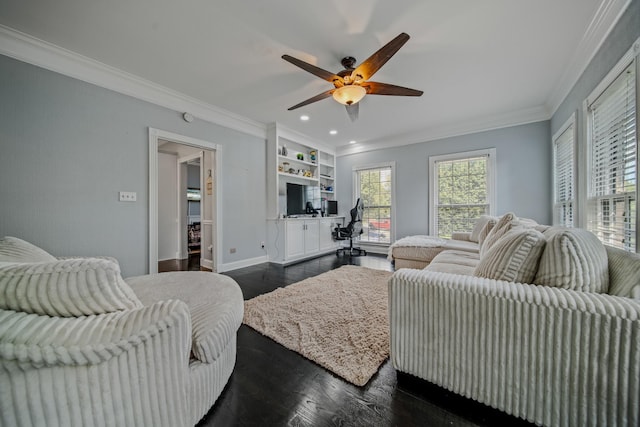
top-left (332, 85), bottom-right (366, 106)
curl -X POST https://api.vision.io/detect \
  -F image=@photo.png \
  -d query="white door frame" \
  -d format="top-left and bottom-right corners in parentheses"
top-left (148, 127), bottom-right (222, 273)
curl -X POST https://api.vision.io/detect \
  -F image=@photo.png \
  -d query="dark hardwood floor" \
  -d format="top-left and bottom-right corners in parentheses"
top-left (158, 253), bottom-right (202, 272)
top-left (197, 253), bottom-right (535, 427)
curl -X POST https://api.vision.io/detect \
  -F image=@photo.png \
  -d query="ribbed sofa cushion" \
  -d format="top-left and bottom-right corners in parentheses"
top-left (474, 228), bottom-right (546, 283)
top-left (127, 272), bottom-right (244, 364)
top-left (534, 227), bottom-right (609, 293)
top-left (0, 236), bottom-right (56, 263)
top-left (0, 258), bottom-right (143, 317)
top-left (425, 250), bottom-right (480, 275)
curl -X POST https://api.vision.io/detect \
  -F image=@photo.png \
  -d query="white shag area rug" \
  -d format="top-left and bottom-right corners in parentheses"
top-left (243, 265), bottom-right (393, 386)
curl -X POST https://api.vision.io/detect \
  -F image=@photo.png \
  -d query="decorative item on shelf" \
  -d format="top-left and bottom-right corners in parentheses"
top-left (278, 165), bottom-right (284, 172)
top-left (326, 186), bottom-right (333, 192)
top-left (320, 183), bottom-right (326, 190)
top-left (288, 168), bottom-right (296, 174)
top-left (303, 170), bottom-right (313, 177)
top-left (282, 145), bottom-right (288, 156)
top-left (278, 147), bottom-right (282, 155)
top-left (282, 161), bottom-right (289, 172)
top-left (297, 169), bottom-right (304, 176)
top-left (206, 169), bottom-right (213, 195)
top-left (297, 153), bottom-right (304, 161)
top-left (309, 150), bottom-right (317, 163)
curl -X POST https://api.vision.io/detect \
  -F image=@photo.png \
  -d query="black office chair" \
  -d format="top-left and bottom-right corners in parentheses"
top-left (333, 198), bottom-right (367, 256)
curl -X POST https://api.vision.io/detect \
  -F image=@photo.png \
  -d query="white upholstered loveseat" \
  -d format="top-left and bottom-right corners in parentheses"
top-left (389, 214), bottom-right (640, 426)
top-left (0, 237), bottom-right (244, 427)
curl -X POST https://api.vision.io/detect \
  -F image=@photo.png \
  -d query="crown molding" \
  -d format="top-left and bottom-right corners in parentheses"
top-left (338, 0), bottom-right (630, 157)
top-left (0, 24), bottom-right (267, 139)
top-left (337, 105), bottom-right (550, 157)
top-left (268, 122), bottom-right (336, 154)
top-left (546, 0), bottom-right (631, 115)
top-left (0, 0), bottom-right (629, 155)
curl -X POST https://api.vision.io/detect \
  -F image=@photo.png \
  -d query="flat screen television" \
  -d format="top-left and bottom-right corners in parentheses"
top-left (286, 183), bottom-right (320, 216)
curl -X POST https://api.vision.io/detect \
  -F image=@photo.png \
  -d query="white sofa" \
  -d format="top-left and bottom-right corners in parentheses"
top-left (389, 214), bottom-right (640, 427)
top-left (0, 237), bottom-right (244, 427)
top-left (388, 215), bottom-right (498, 269)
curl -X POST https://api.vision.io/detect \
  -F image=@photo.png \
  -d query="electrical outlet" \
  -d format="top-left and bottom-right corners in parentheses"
top-left (260, 241), bottom-right (265, 249)
top-left (119, 191), bottom-right (137, 202)
top-left (230, 248), bottom-right (236, 254)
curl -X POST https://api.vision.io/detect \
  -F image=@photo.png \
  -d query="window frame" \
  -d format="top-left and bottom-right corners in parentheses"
top-left (552, 113), bottom-right (576, 227)
top-left (352, 161), bottom-right (396, 246)
top-left (429, 148), bottom-right (497, 237)
top-left (583, 39), bottom-right (639, 252)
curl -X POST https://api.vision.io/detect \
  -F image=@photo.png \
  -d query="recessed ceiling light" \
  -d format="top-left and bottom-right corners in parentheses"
top-left (329, 130), bottom-right (338, 135)
top-left (349, 140), bottom-right (357, 144)
top-left (300, 115), bottom-right (310, 121)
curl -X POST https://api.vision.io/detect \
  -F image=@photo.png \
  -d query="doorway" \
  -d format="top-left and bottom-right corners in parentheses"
top-left (149, 128), bottom-right (221, 274)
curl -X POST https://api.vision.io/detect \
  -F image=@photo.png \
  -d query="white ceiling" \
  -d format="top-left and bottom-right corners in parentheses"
top-left (0, 0), bottom-right (627, 152)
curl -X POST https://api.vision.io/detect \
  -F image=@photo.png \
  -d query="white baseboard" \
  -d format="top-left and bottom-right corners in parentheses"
top-left (218, 255), bottom-right (268, 272)
top-left (201, 258), bottom-right (214, 271)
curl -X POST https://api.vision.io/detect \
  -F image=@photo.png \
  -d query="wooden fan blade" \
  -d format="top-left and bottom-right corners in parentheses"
top-left (351, 33), bottom-right (410, 82)
top-left (346, 103), bottom-right (359, 122)
top-left (363, 81), bottom-right (423, 97)
top-left (287, 89), bottom-right (335, 110)
top-left (282, 55), bottom-right (343, 85)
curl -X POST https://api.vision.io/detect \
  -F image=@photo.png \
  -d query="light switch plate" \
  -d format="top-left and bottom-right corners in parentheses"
top-left (119, 191), bottom-right (137, 202)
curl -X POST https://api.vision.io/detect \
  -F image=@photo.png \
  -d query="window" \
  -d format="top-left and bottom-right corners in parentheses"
top-left (354, 163), bottom-right (394, 244)
top-left (552, 115), bottom-right (575, 227)
top-left (429, 149), bottom-right (496, 239)
top-left (586, 60), bottom-right (637, 251)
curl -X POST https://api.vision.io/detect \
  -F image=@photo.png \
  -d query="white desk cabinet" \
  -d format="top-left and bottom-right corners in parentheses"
top-left (268, 217), bottom-right (343, 264)
top-left (285, 219), bottom-right (319, 258)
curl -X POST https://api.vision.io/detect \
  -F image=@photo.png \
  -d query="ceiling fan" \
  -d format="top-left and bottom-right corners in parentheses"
top-left (282, 32), bottom-right (423, 121)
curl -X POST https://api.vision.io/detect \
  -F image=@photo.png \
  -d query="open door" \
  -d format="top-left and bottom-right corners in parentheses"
top-left (200, 150), bottom-right (216, 271)
top-left (149, 128), bottom-right (221, 274)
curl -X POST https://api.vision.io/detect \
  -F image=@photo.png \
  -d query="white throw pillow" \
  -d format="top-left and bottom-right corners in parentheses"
top-left (474, 228), bottom-right (546, 283)
top-left (534, 227), bottom-right (609, 293)
top-left (477, 218), bottom-right (498, 247)
top-left (603, 245), bottom-right (640, 298)
top-left (480, 212), bottom-right (516, 257)
top-left (470, 215), bottom-right (496, 243)
top-left (0, 236), bottom-right (57, 263)
top-left (0, 257), bottom-right (143, 317)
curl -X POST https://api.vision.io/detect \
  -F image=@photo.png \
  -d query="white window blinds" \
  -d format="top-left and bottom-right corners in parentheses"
top-left (553, 122), bottom-right (575, 227)
top-left (588, 61), bottom-right (637, 251)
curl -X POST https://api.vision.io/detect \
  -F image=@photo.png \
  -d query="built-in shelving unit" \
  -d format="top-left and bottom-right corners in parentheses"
top-left (266, 123), bottom-right (340, 264)
top-left (266, 123), bottom-right (336, 219)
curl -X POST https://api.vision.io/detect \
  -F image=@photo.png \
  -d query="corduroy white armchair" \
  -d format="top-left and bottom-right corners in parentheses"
top-left (0, 237), bottom-right (244, 427)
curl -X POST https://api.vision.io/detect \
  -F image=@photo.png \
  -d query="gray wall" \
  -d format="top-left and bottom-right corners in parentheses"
top-left (550, 0), bottom-right (639, 228)
top-left (336, 121), bottom-right (552, 239)
top-left (551, 0), bottom-right (640, 135)
top-left (0, 54), bottom-right (267, 276)
top-left (158, 152), bottom-right (179, 261)
top-left (187, 164), bottom-right (200, 189)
